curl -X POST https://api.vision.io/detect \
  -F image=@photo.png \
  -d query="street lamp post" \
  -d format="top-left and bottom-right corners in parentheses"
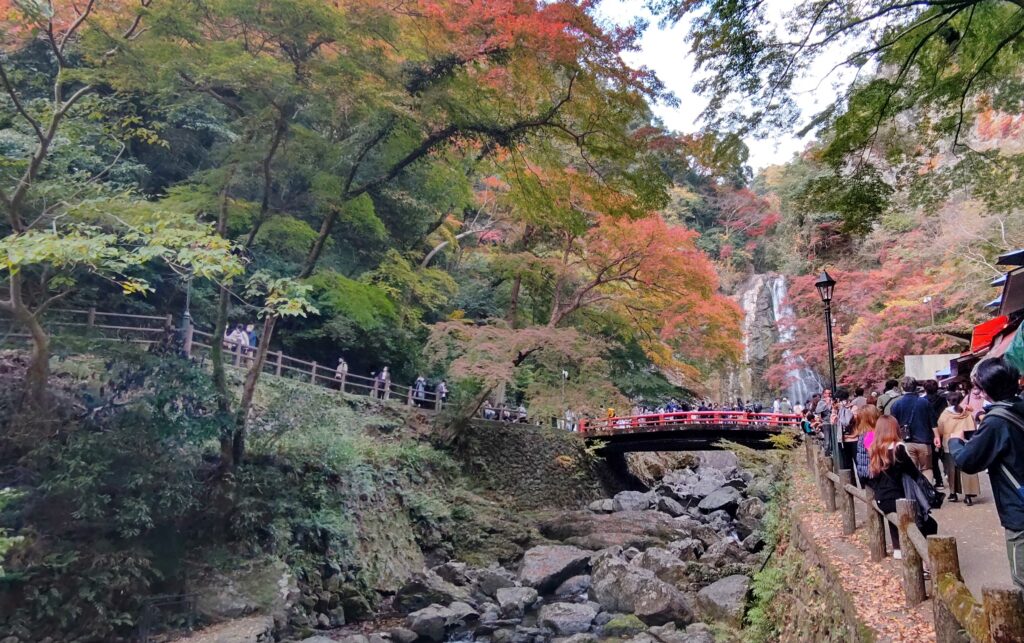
top-left (815, 270), bottom-right (839, 470)
top-left (815, 270), bottom-right (838, 393)
top-left (180, 271), bottom-right (194, 356)
top-left (923, 296), bottom-right (935, 325)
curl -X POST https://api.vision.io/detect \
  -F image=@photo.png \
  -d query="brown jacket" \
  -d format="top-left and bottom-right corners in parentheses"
top-left (937, 407), bottom-right (975, 448)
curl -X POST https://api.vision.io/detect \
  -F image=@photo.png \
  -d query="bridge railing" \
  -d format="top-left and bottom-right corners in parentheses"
top-left (804, 439), bottom-right (1024, 642)
top-left (579, 411), bottom-right (802, 433)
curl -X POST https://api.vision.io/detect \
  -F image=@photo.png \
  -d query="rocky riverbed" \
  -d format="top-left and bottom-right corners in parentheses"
top-left (299, 453), bottom-right (775, 643)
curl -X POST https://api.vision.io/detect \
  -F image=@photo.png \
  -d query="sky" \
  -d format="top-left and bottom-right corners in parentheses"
top-left (596, 0), bottom-right (854, 170)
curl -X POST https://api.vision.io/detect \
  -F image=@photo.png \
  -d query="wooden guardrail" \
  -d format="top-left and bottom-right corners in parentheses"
top-left (804, 439), bottom-right (1024, 642)
top-left (0, 308), bottom-right (445, 411)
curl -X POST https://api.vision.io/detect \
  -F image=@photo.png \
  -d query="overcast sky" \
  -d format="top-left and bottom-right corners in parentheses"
top-left (596, 0), bottom-right (854, 170)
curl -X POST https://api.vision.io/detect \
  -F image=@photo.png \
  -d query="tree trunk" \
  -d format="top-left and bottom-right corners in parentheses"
top-left (19, 307), bottom-right (50, 408)
top-left (507, 274), bottom-right (521, 328)
top-left (232, 314), bottom-right (277, 466)
top-left (210, 286), bottom-right (234, 465)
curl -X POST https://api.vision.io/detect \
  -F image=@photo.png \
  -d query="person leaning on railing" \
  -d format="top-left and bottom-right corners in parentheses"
top-left (947, 357), bottom-right (1024, 592)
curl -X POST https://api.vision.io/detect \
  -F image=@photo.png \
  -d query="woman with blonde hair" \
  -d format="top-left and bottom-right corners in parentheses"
top-left (869, 415), bottom-right (939, 558)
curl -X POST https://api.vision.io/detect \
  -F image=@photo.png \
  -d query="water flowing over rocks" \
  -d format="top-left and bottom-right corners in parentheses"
top-left (318, 454), bottom-right (774, 642)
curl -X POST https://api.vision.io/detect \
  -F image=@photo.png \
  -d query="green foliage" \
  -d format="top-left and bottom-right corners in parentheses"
top-left (253, 217), bottom-right (325, 269)
top-left (744, 469), bottom-right (792, 641)
top-left (792, 164), bottom-right (894, 236)
top-left (1, 349), bottom-right (223, 640)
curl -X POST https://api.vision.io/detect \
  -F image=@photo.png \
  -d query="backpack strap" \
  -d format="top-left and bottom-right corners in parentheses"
top-left (980, 406), bottom-right (1024, 499)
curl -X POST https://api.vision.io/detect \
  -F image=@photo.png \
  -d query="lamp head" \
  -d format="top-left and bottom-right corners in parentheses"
top-left (815, 270), bottom-right (836, 303)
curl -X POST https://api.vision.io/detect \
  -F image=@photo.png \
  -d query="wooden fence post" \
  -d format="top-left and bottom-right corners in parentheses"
top-left (864, 486), bottom-right (886, 561)
top-left (896, 498), bottom-right (926, 606)
top-left (838, 469), bottom-right (855, 535)
top-left (182, 320), bottom-right (194, 357)
top-left (435, 391), bottom-right (443, 411)
top-left (311, 360), bottom-right (317, 384)
top-left (983, 587), bottom-right (1024, 643)
top-left (820, 454), bottom-right (836, 512)
top-left (87, 307), bottom-right (96, 327)
top-left (929, 536), bottom-right (969, 643)
top-left (275, 351), bottom-right (283, 376)
top-left (816, 451), bottom-right (829, 505)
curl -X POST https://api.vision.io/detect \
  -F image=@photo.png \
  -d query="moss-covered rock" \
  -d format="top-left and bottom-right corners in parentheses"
top-left (602, 613), bottom-right (648, 637)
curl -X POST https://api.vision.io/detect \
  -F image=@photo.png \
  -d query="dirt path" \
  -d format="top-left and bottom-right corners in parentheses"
top-left (793, 464), bottom-right (934, 642)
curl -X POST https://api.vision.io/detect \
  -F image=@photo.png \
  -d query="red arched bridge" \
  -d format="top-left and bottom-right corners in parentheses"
top-left (578, 411), bottom-right (801, 452)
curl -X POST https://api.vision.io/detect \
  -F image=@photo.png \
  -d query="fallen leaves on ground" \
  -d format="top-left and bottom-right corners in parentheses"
top-left (793, 465), bottom-right (935, 642)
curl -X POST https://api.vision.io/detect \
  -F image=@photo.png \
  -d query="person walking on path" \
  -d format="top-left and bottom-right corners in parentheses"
top-left (834, 388), bottom-right (858, 471)
top-left (334, 357), bottom-right (348, 391)
top-left (851, 386), bottom-right (867, 410)
top-left (890, 376), bottom-right (939, 472)
top-left (853, 404), bottom-right (880, 487)
top-left (815, 389), bottom-right (835, 456)
top-left (868, 415), bottom-right (939, 559)
top-left (924, 379), bottom-right (949, 488)
top-left (414, 375), bottom-right (426, 404)
top-left (937, 391), bottom-right (980, 504)
top-left (373, 366), bottom-right (391, 399)
top-left (948, 357), bottom-right (1024, 591)
top-left (877, 379), bottom-right (901, 415)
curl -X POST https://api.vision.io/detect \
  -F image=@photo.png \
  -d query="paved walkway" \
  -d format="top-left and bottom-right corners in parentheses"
top-left (931, 472), bottom-right (1014, 596)
top-left (847, 467), bottom-right (1013, 598)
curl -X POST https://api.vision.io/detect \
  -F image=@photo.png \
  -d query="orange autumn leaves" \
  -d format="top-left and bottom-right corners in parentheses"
top-left (581, 214), bottom-right (743, 383)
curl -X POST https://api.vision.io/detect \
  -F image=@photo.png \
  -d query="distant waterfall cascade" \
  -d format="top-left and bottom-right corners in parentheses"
top-left (766, 275), bottom-right (823, 406)
top-left (725, 274), bottom-right (823, 405)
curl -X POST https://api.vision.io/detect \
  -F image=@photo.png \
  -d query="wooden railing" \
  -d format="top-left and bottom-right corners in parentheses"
top-left (804, 439), bottom-right (1024, 642)
top-left (0, 308), bottom-right (445, 411)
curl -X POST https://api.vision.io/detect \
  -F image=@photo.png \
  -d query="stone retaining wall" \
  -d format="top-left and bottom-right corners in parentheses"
top-left (457, 421), bottom-right (611, 510)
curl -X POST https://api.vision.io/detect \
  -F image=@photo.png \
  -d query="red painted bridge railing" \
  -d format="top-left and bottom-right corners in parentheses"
top-left (579, 411), bottom-right (802, 434)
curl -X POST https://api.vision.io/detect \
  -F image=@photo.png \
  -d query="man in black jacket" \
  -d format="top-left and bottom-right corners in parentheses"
top-left (891, 376), bottom-right (939, 472)
top-left (948, 357), bottom-right (1024, 591)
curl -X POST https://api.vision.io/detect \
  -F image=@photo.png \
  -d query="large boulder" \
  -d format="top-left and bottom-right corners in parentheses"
top-left (476, 567), bottom-right (517, 598)
top-left (697, 486), bottom-right (743, 515)
top-left (554, 574), bottom-right (592, 599)
top-left (518, 545), bottom-right (592, 593)
top-left (394, 570), bottom-right (472, 613)
top-left (612, 490), bottom-right (653, 512)
top-left (667, 538), bottom-right (704, 562)
top-left (192, 557), bottom-right (298, 626)
top-left (656, 496), bottom-right (686, 517)
top-left (695, 574), bottom-right (751, 628)
top-left (495, 586), bottom-right (539, 618)
top-left (601, 613), bottom-right (648, 637)
top-left (588, 499), bottom-right (615, 513)
top-left (736, 497), bottom-right (767, 529)
top-left (540, 510), bottom-right (690, 551)
top-left (447, 600), bottom-right (479, 624)
top-left (405, 604), bottom-right (455, 641)
top-left (590, 556), bottom-right (693, 625)
top-left (699, 538), bottom-right (752, 569)
top-left (538, 602), bottom-right (598, 636)
top-left (630, 547), bottom-right (689, 589)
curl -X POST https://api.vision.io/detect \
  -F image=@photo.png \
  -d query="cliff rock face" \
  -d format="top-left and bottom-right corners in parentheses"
top-left (719, 273), bottom-right (822, 405)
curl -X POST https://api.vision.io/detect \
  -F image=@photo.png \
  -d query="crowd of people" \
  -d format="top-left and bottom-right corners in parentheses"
top-left (805, 357), bottom-right (1024, 591)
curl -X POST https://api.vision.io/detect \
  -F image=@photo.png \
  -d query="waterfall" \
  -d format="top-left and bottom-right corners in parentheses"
top-left (766, 275), bottom-right (823, 406)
